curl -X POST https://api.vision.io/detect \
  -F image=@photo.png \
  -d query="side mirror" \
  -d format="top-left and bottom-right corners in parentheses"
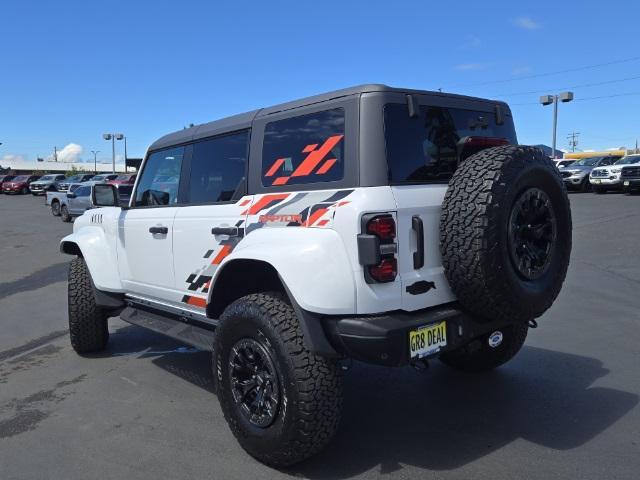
top-left (92, 183), bottom-right (119, 207)
top-left (66, 192), bottom-right (76, 199)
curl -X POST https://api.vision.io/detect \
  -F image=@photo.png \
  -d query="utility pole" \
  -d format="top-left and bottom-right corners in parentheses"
top-left (54, 146), bottom-right (58, 162)
top-left (566, 132), bottom-right (580, 152)
top-left (90, 150), bottom-right (100, 174)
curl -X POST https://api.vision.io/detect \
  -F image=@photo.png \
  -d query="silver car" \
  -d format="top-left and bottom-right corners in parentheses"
top-left (558, 156), bottom-right (621, 192)
top-left (28, 174), bottom-right (67, 195)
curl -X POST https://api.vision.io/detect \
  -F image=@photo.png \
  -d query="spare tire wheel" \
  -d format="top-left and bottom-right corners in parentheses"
top-left (440, 145), bottom-right (572, 323)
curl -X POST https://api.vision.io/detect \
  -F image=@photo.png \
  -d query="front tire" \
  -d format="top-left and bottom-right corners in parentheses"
top-left (21, 187), bottom-right (29, 195)
top-left (213, 292), bottom-right (342, 467)
top-left (440, 322), bottom-right (528, 372)
top-left (68, 258), bottom-right (109, 354)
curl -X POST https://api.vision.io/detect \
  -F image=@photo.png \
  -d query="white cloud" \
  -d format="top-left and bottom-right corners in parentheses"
top-left (513, 16), bottom-right (541, 30)
top-left (454, 63), bottom-right (487, 71)
top-left (512, 66), bottom-right (532, 75)
top-left (47, 143), bottom-right (84, 163)
top-left (1, 153), bottom-right (29, 164)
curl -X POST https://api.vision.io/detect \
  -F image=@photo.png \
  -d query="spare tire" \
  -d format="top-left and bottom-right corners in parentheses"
top-left (440, 145), bottom-right (571, 323)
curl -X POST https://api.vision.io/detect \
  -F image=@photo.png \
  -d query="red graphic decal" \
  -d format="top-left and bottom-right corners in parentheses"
top-left (302, 143), bottom-right (318, 153)
top-left (272, 176), bottom-right (290, 186)
top-left (265, 158), bottom-right (286, 177)
top-left (186, 296), bottom-right (207, 308)
top-left (305, 208), bottom-right (328, 227)
top-left (316, 158), bottom-right (337, 175)
top-left (291, 135), bottom-right (343, 177)
top-left (316, 219), bottom-right (330, 227)
top-left (241, 193), bottom-right (289, 215)
top-left (337, 201), bottom-right (350, 207)
top-left (238, 198), bottom-right (251, 207)
top-left (211, 244), bottom-right (232, 265)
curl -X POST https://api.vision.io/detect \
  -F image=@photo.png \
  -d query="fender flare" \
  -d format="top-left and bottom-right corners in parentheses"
top-left (211, 227), bottom-right (356, 315)
top-left (60, 227), bottom-right (123, 292)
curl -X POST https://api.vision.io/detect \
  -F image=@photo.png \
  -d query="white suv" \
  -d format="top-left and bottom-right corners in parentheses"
top-left (590, 154), bottom-right (640, 193)
top-left (60, 85), bottom-right (572, 467)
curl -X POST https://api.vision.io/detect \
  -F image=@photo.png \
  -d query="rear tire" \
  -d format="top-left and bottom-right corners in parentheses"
top-left (61, 205), bottom-right (72, 222)
top-left (51, 200), bottom-right (61, 216)
top-left (440, 145), bottom-right (572, 323)
top-left (68, 258), bottom-right (109, 354)
top-left (21, 187), bottom-right (29, 195)
top-left (213, 292), bottom-right (342, 467)
top-left (440, 322), bottom-right (528, 372)
top-left (580, 177), bottom-right (591, 192)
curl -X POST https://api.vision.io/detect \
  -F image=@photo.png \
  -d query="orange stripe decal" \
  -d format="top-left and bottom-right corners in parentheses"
top-left (272, 176), bottom-right (290, 186)
top-left (302, 143), bottom-right (318, 153)
top-left (238, 198), bottom-right (251, 207)
top-left (316, 158), bottom-right (337, 175)
top-left (291, 135), bottom-right (344, 177)
top-left (316, 219), bottom-right (330, 227)
top-left (211, 244), bottom-right (232, 265)
top-left (305, 208), bottom-right (328, 227)
top-left (187, 296), bottom-right (207, 308)
top-left (265, 158), bottom-right (286, 177)
top-left (241, 193), bottom-right (289, 215)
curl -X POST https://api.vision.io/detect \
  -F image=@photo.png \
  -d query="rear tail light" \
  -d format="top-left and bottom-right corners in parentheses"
top-left (358, 213), bottom-right (398, 283)
top-left (366, 215), bottom-right (396, 241)
top-left (369, 257), bottom-right (397, 283)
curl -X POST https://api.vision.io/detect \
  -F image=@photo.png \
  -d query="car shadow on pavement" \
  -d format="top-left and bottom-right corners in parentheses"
top-left (102, 325), bottom-right (638, 477)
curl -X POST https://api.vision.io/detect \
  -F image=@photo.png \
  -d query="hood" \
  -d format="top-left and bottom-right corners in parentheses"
top-left (560, 165), bottom-right (591, 173)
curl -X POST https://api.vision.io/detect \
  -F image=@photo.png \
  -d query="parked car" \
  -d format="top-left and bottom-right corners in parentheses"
top-left (621, 161), bottom-right (640, 194)
top-left (28, 174), bottom-right (67, 195)
top-left (2, 175), bottom-right (41, 194)
top-left (108, 174), bottom-right (137, 185)
top-left (558, 155), bottom-right (621, 191)
top-left (60, 84), bottom-right (572, 467)
top-left (0, 174), bottom-right (16, 193)
top-left (47, 184), bottom-right (83, 216)
top-left (554, 159), bottom-right (576, 169)
top-left (88, 173), bottom-right (118, 184)
top-left (57, 174), bottom-right (95, 192)
top-left (590, 154), bottom-right (640, 193)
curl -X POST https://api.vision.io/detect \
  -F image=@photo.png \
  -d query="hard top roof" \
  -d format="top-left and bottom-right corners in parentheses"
top-left (148, 84), bottom-right (508, 151)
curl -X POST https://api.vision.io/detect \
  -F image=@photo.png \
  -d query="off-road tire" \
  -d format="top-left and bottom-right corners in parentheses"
top-left (51, 200), bottom-right (61, 216)
top-left (440, 322), bottom-right (528, 372)
top-left (68, 257), bottom-right (109, 354)
top-left (61, 205), bottom-right (72, 222)
top-left (441, 145), bottom-right (572, 323)
top-left (213, 292), bottom-right (342, 467)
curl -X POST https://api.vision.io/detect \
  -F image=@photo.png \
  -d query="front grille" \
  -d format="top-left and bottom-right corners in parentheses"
top-left (560, 171), bottom-right (572, 178)
top-left (591, 169), bottom-right (608, 178)
top-left (622, 166), bottom-right (640, 178)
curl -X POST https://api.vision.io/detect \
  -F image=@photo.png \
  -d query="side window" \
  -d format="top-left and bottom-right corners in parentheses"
top-left (188, 130), bottom-right (249, 204)
top-left (262, 108), bottom-right (345, 186)
top-left (76, 186), bottom-right (91, 196)
top-left (134, 146), bottom-right (185, 206)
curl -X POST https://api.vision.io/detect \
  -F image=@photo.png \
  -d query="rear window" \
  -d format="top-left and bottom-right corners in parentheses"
top-left (384, 103), bottom-right (517, 184)
top-left (262, 108), bottom-right (345, 186)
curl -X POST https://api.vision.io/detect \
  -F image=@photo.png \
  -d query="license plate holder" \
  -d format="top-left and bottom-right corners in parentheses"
top-left (409, 321), bottom-right (447, 359)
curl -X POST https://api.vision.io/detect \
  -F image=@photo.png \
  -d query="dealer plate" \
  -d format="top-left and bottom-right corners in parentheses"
top-left (409, 321), bottom-right (447, 359)
top-left (592, 179), bottom-right (601, 184)
top-left (624, 181), bottom-right (630, 186)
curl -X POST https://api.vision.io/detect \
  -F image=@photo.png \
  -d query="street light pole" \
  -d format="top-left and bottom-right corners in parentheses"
top-left (540, 92), bottom-right (574, 159)
top-left (90, 150), bottom-right (100, 174)
top-left (102, 133), bottom-right (124, 174)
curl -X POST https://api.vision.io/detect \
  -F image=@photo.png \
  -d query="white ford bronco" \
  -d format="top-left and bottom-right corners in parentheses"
top-left (61, 85), bottom-right (572, 466)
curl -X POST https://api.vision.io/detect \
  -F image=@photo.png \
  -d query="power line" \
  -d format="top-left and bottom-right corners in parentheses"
top-left (491, 73), bottom-right (640, 97)
top-left (446, 56), bottom-right (640, 88)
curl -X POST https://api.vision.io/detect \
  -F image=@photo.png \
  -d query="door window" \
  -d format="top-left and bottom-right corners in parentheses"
top-left (262, 108), bottom-right (345, 186)
top-left (134, 147), bottom-right (185, 206)
top-left (187, 131), bottom-right (249, 204)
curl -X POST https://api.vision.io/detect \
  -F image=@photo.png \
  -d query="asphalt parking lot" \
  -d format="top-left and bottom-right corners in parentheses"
top-left (1, 192), bottom-right (639, 480)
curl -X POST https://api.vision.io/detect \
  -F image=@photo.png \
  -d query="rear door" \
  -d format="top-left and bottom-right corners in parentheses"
top-left (384, 99), bottom-right (517, 311)
top-left (172, 130), bottom-right (250, 310)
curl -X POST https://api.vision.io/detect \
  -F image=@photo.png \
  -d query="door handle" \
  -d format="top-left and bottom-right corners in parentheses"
top-left (211, 226), bottom-right (239, 236)
top-left (149, 226), bottom-right (168, 235)
top-left (412, 215), bottom-right (424, 269)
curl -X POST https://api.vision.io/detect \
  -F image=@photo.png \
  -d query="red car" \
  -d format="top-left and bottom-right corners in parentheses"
top-left (2, 175), bottom-right (41, 194)
top-left (107, 174), bottom-right (137, 186)
top-left (0, 174), bottom-right (16, 193)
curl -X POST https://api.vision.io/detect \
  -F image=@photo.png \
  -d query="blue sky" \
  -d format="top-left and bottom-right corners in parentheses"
top-left (1, 0), bottom-right (639, 164)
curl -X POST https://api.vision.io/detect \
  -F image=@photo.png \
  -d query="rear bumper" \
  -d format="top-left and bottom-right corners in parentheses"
top-left (321, 303), bottom-right (510, 367)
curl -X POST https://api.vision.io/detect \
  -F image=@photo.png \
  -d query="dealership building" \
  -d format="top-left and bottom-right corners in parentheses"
top-left (0, 158), bottom-right (140, 175)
